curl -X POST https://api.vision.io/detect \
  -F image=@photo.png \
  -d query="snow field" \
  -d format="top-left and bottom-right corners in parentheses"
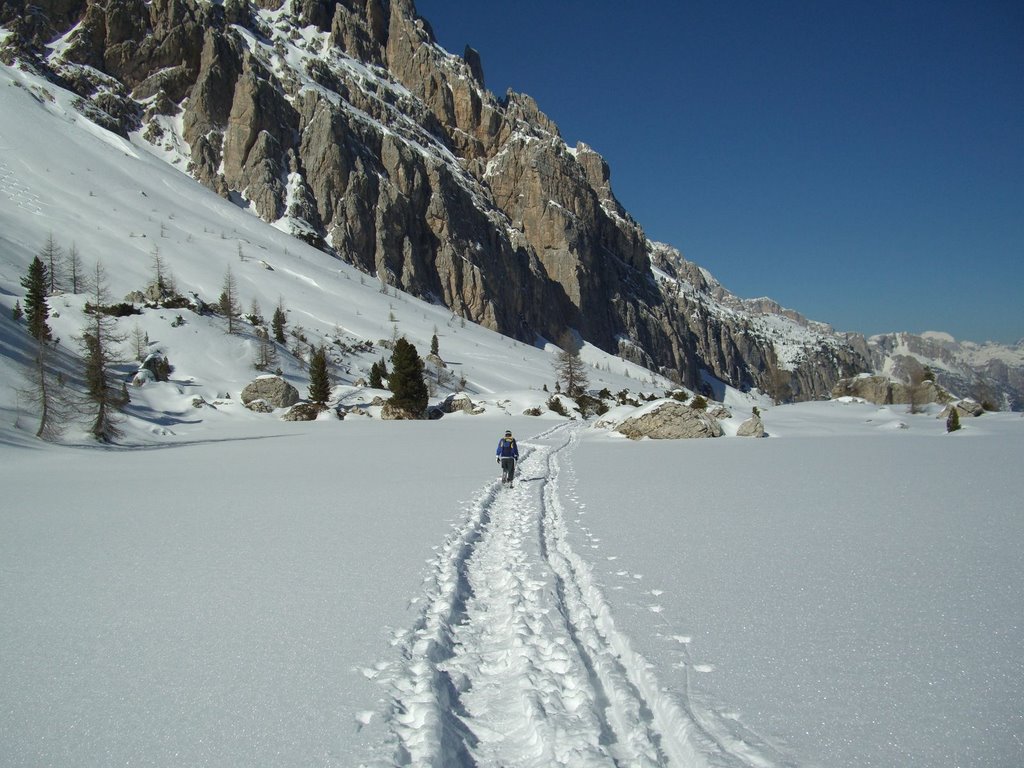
top-left (569, 403), bottom-right (1024, 768)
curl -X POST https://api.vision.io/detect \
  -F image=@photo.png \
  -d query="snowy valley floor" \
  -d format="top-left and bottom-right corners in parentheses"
top-left (2, 403), bottom-right (1023, 767)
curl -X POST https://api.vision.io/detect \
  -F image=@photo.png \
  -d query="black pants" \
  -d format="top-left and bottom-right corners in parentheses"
top-left (500, 457), bottom-right (516, 484)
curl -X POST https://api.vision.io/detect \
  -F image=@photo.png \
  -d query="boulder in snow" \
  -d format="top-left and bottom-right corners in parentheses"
top-left (615, 400), bottom-right (722, 440)
top-left (939, 399), bottom-right (984, 420)
top-left (241, 375), bottom-right (299, 409)
top-left (736, 413), bottom-right (766, 438)
top-left (442, 392), bottom-right (480, 414)
top-left (381, 400), bottom-right (424, 420)
top-left (244, 398), bottom-right (274, 414)
top-left (282, 402), bottom-right (325, 421)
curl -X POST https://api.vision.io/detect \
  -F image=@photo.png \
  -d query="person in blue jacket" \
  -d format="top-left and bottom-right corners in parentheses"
top-left (496, 429), bottom-right (519, 487)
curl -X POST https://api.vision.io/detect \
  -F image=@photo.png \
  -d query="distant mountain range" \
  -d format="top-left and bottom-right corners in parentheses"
top-left (1, 0), bottom-right (1020, 408)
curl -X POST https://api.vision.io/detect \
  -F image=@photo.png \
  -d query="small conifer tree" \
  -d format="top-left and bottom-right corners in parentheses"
top-left (20, 256), bottom-right (52, 342)
top-left (430, 332), bottom-right (439, 357)
top-left (151, 244), bottom-right (174, 298)
top-left (388, 337), bottom-right (427, 414)
top-left (39, 232), bottom-right (64, 295)
top-left (946, 407), bottom-right (961, 433)
top-left (553, 332), bottom-right (588, 399)
top-left (368, 361), bottom-right (383, 389)
top-left (253, 327), bottom-right (278, 371)
top-left (67, 242), bottom-right (84, 293)
top-left (81, 261), bottom-right (127, 442)
top-left (308, 345), bottom-right (331, 407)
top-left (17, 257), bottom-right (67, 439)
top-left (219, 266), bottom-right (242, 334)
top-left (272, 301), bottom-right (287, 343)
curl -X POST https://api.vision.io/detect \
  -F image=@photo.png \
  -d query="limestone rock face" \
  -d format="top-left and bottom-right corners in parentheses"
top-left (615, 401), bottom-right (722, 440)
top-left (869, 333), bottom-right (1023, 411)
top-left (832, 375), bottom-right (899, 404)
top-left (831, 375), bottom-right (952, 406)
top-left (5, 0), bottom-right (890, 403)
top-left (241, 376), bottom-right (300, 408)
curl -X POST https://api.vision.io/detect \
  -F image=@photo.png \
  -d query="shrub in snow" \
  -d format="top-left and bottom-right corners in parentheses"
top-left (574, 393), bottom-right (607, 418)
top-left (546, 395), bottom-right (569, 417)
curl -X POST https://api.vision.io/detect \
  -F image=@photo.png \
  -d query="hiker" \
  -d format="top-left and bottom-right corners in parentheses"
top-left (496, 429), bottom-right (519, 487)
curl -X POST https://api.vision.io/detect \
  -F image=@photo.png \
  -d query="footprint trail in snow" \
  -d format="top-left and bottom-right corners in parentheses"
top-left (380, 423), bottom-right (783, 767)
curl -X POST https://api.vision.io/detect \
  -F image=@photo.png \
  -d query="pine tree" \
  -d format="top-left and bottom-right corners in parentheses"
top-left (308, 345), bottom-right (331, 407)
top-left (430, 332), bottom-right (439, 357)
top-left (18, 251), bottom-right (66, 438)
top-left (81, 261), bottom-right (127, 442)
top-left (20, 256), bottom-right (52, 342)
top-left (388, 337), bottom-right (427, 415)
top-left (272, 301), bottom-right (287, 343)
top-left (219, 266), bottom-right (241, 334)
top-left (12, 300), bottom-right (23, 322)
top-left (368, 361), bottom-right (383, 389)
top-left (553, 333), bottom-right (588, 399)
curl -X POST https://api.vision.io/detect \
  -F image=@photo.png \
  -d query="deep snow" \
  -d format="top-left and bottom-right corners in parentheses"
top-left (3, 406), bottom-right (1023, 767)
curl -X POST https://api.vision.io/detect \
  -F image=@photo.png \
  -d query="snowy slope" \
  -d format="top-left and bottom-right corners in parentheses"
top-left (0, 61), bottom-right (677, 446)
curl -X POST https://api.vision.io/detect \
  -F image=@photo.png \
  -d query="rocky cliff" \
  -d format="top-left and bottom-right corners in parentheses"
top-left (0, 0), bottom-right (918, 402)
top-left (868, 332), bottom-right (1024, 411)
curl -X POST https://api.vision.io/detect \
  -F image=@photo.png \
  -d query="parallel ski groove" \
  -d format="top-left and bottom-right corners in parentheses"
top-left (384, 422), bottom-right (778, 768)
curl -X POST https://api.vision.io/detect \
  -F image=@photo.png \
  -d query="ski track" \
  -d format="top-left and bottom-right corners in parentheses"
top-left (381, 423), bottom-right (785, 768)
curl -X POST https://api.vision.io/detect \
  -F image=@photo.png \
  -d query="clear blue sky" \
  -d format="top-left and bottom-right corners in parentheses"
top-left (415, 0), bottom-right (1023, 344)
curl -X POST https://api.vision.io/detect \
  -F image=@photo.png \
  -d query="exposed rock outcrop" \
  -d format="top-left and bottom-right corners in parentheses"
top-left (615, 401), bottom-right (723, 440)
top-left (869, 332), bottom-right (1023, 411)
top-left (831, 375), bottom-right (952, 406)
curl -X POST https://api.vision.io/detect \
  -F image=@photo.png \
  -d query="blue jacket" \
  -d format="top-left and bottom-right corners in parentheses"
top-left (496, 436), bottom-right (519, 459)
